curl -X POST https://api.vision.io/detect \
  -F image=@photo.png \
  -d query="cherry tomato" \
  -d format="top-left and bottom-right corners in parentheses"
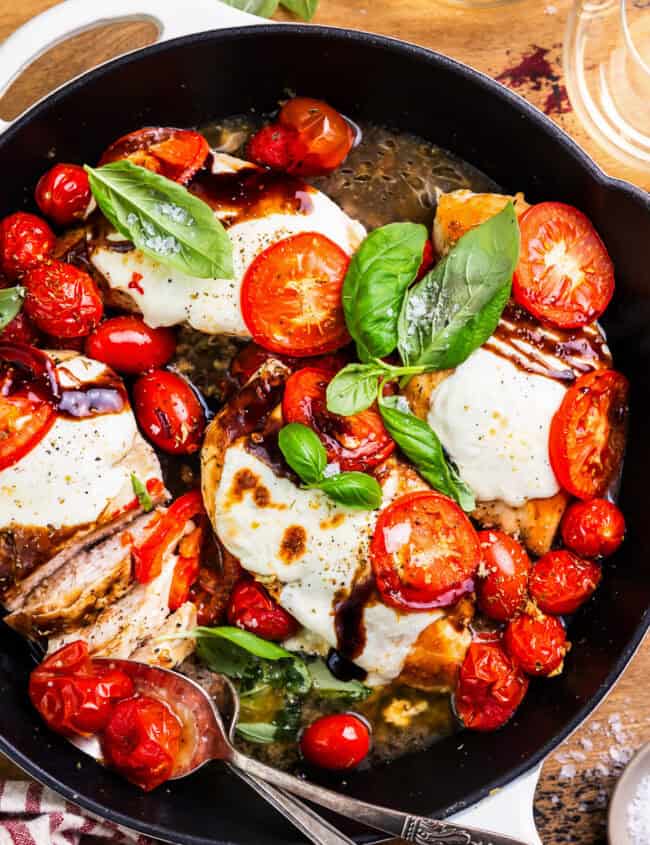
top-left (282, 368), bottom-right (394, 472)
top-left (476, 530), bottom-right (531, 622)
top-left (99, 127), bottom-right (209, 184)
top-left (227, 578), bottom-right (299, 641)
top-left (246, 123), bottom-right (301, 171)
top-left (101, 695), bottom-right (182, 791)
top-left (504, 613), bottom-right (568, 676)
top-left (168, 521), bottom-right (205, 611)
top-left (241, 232), bottom-right (351, 357)
top-left (549, 369), bottom-right (628, 500)
top-left (529, 550), bottom-right (601, 615)
top-left (279, 97), bottom-right (354, 176)
top-left (0, 312), bottom-right (40, 345)
top-left (371, 491), bottom-right (481, 610)
top-left (300, 713), bottom-right (370, 770)
top-left (415, 239), bottom-right (434, 282)
top-left (230, 342), bottom-right (348, 387)
top-left (35, 164), bottom-right (92, 226)
top-left (0, 212), bottom-right (55, 279)
top-left (454, 639), bottom-right (528, 731)
top-left (561, 498), bottom-right (626, 558)
top-left (29, 641), bottom-right (134, 737)
top-left (513, 203), bottom-right (614, 329)
top-left (85, 316), bottom-right (176, 375)
top-left (24, 260), bottom-right (103, 338)
top-left (132, 370), bottom-right (205, 455)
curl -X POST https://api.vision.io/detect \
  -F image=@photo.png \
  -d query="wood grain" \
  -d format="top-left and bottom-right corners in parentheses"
top-left (0, 2), bottom-right (649, 843)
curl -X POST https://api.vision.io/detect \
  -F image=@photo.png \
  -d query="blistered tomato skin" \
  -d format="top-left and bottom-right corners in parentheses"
top-left (529, 550), bottom-right (601, 615)
top-left (300, 713), bottom-right (370, 770)
top-left (132, 370), bottom-right (205, 455)
top-left (561, 499), bottom-right (626, 559)
top-left (35, 164), bottom-right (92, 226)
top-left (279, 97), bottom-right (355, 176)
top-left (24, 261), bottom-right (103, 338)
top-left (476, 530), bottom-right (531, 622)
top-left (227, 579), bottom-right (299, 641)
top-left (85, 316), bottom-right (177, 375)
top-left (247, 123), bottom-right (300, 171)
top-left (504, 613), bottom-right (568, 677)
top-left (0, 311), bottom-right (40, 345)
top-left (0, 212), bottom-right (55, 279)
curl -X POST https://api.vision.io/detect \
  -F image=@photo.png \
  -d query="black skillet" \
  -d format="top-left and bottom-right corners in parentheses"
top-left (0, 23), bottom-right (649, 845)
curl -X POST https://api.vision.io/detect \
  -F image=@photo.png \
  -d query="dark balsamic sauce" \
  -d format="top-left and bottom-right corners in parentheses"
top-left (220, 366), bottom-right (287, 445)
top-left (326, 648), bottom-right (367, 683)
top-left (333, 576), bottom-right (375, 660)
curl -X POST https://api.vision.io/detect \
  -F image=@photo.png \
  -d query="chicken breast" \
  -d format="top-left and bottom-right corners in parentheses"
top-left (433, 189), bottom-right (530, 255)
top-left (130, 602), bottom-right (197, 669)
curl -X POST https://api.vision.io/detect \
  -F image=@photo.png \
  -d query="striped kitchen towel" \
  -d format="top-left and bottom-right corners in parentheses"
top-left (0, 781), bottom-right (155, 845)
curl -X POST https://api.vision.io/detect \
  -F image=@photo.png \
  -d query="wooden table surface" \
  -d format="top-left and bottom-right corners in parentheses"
top-left (0, 1), bottom-right (649, 843)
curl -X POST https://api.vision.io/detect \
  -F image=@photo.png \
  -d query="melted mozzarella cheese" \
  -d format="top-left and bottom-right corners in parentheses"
top-left (214, 441), bottom-right (444, 685)
top-left (427, 347), bottom-right (565, 507)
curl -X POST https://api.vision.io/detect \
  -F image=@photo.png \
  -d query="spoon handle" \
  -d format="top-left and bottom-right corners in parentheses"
top-left (230, 749), bottom-right (529, 845)
top-left (226, 762), bottom-right (356, 845)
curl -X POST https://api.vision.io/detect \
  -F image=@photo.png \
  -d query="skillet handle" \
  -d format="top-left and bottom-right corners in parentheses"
top-left (0, 0), bottom-right (264, 134)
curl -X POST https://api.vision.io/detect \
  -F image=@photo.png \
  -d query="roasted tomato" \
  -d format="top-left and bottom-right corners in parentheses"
top-left (227, 578), bottom-right (299, 641)
top-left (529, 550), bottom-right (601, 615)
top-left (504, 613), bottom-right (568, 676)
top-left (102, 696), bottom-right (182, 791)
top-left (476, 530), bottom-right (531, 622)
top-left (168, 521), bottom-right (205, 611)
top-left (0, 311), bottom-right (40, 345)
top-left (229, 342), bottom-right (347, 386)
top-left (29, 641), bottom-right (134, 737)
top-left (549, 369), bottom-right (628, 500)
top-left (85, 316), bottom-right (176, 375)
top-left (370, 491), bottom-right (481, 610)
top-left (132, 370), bottom-right (205, 455)
top-left (454, 639), bottom-right (529, 732)
top-left (416, 239), bottom-right (435, 282)
top-left (35, 164), bottom-right (92, 226)
top-left (241, 232), bottom-right (351, 357)
top-left (300, 713), bottom-right (370, 770)
top-left (246, 123), bottom-right (300, 171)
top-left (0, 212), bottom-right (55, 279)
top-left (279, 98), bottom-right (355, 176)
top-left (561, 498), bottom-right (626, 558)
top-left (24, 260), bottom-right (103, 338)
top-left (282, 367), bottom-right (394, 472)
top-left (513, 202), bottom-right (614, 329)
top-left (99, 127), bottom-right (209, 184)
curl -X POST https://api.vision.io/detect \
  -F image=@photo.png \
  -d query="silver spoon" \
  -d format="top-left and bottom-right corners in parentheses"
top-left (73, 658), bottom-right (529, 845)
top-left (608, 741), bottom-right (650, 845)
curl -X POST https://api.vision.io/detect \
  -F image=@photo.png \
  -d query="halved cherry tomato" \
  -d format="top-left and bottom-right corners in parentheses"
top-left (513, 202), bottom-right (614, 328)
top-left (370, 491), bottom-right (481, 611)
top-left (35, 164), bottom-right (92, 226)
top-left (504, 613), bottom-right (568, 676)
top-left (168, 521), bottom-right (205, 611)
top-left (241, 232), bottom-right (351, 357)
top-left (29, 641), bottom-right (134, 737)
top-left (85, 316), bottom-right (176, 375)
top-left (283, 367), bottom-right (394, 472)
top-left (416, 239), bottom-right (434, 282)
top-left (102, 695), bottom-right (182, 791)
top-left (133, 490), bottom-right (205, 584)
top-left (476, 530), bottom-right (531, 622)
top-left (0, 212), bottom-right (55, 279)
top-left (529, 550), bottom-right (601, 615)
top-left (278, 97), bottom-right (354, 176)
top-left (300, 713), bottom-right (370, 770)
top-left (99, 127), bottom-right (209, 184)
top-left (132, 369), bottom-right (205, 454)
top-left (454, 639), bottom-right (529, 732)
top-left (561, 498), bottom-right (626, 558)
top-left (246, 123), bottom-right (300, 171)
top-left (227, 578), bottom-right (299, 641)
top-left (24, 260), bottom-right (103, 338)
top-left (549, 369), bottom-right (628, 500)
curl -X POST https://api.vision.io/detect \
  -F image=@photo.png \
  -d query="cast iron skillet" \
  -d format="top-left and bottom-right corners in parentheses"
top-left (0, 24), bottom-right (648, 845)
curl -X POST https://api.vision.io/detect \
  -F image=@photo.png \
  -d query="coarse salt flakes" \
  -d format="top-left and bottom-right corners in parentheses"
top-left (627, 774), bottom-right (650, 845)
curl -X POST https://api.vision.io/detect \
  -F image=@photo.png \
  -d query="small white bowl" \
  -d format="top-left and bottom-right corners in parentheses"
top-left (608, 742), bottom-right (650, 844)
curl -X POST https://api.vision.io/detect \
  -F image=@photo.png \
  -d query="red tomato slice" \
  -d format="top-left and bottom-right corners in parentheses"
top-left (99, 127), bottom-right (209, 184)
top-left (282, 367), bottom-right (394, 472)
top-left (370, 491), bottom-right (481, 611)
top-left (549, 369), bottom-right (628, 500)
top-left (241, 232), bottom-right (351, 357)
top-left (168, 521), bottom-right (205, 611)
top-left (513, 202), bottom-right (614, 328)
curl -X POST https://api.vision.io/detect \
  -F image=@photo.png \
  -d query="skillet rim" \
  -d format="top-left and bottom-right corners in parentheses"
top-left (0, 23), bottom-right (649, 844)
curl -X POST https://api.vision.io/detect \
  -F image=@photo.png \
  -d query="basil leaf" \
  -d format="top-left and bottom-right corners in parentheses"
top-left (326, 362), bottom-right (387, 416)
top-left (343, 223), bottom-right (428, 361)
top-left (379, 398), bottom-right (475, 511)
top-left (318, 472), bottom-right (382, 510)
top-left (278, 423), bottom-right (327, 484)
top-left (398, 203), bottom-right (520, 370)
top-left (130, 473), bottom-right (153, 512)
top-left (222, 0), bottom-right (279, 15)
top-left (85, 161), bottom-right (233, 280)
top-left (280, 0), bottom-right (318, 19)
top-left (308, 659), bottom-right (371, 700)
top-left (193, 626), bottom-right (294, 660)
top-left (236, 722), bottom-right (280, 744)
top-left (0, 286), bottom-right (24, 331)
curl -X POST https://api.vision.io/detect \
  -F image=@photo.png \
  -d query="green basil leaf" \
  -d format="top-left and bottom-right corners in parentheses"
top-left (0, 286), bottom-right (24, 331)
top-left (318, 472), bottom-right (382, 510)
top-left (130, 473), bottom-right (153, 512)
top-left (379, 399), bottom-right (475, 511)
top-left (194, 626), bottom-right (294, 660)
top-left (343, 223), bottom-right (428, 361)
top-left (308, 659), bottom-right (371, 700)
top-left (85, 161), bottom-right (233, 280)
top-left (284, 659), bottom-right (312, 696)
top-left (326, 362), bottom-right (387, 416)
top-left (398, 203), bottom-right (519, 370)
top-left (222, 0), bottom-right (279, 16)
top-left (280, 0), bottom-right (318, 19)
top-left (195, 636), bottom-right (253, 678)
top-left (236, 722), bottom-right (280, 744)
top-left (278, 422), bottom-right (327, 484)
